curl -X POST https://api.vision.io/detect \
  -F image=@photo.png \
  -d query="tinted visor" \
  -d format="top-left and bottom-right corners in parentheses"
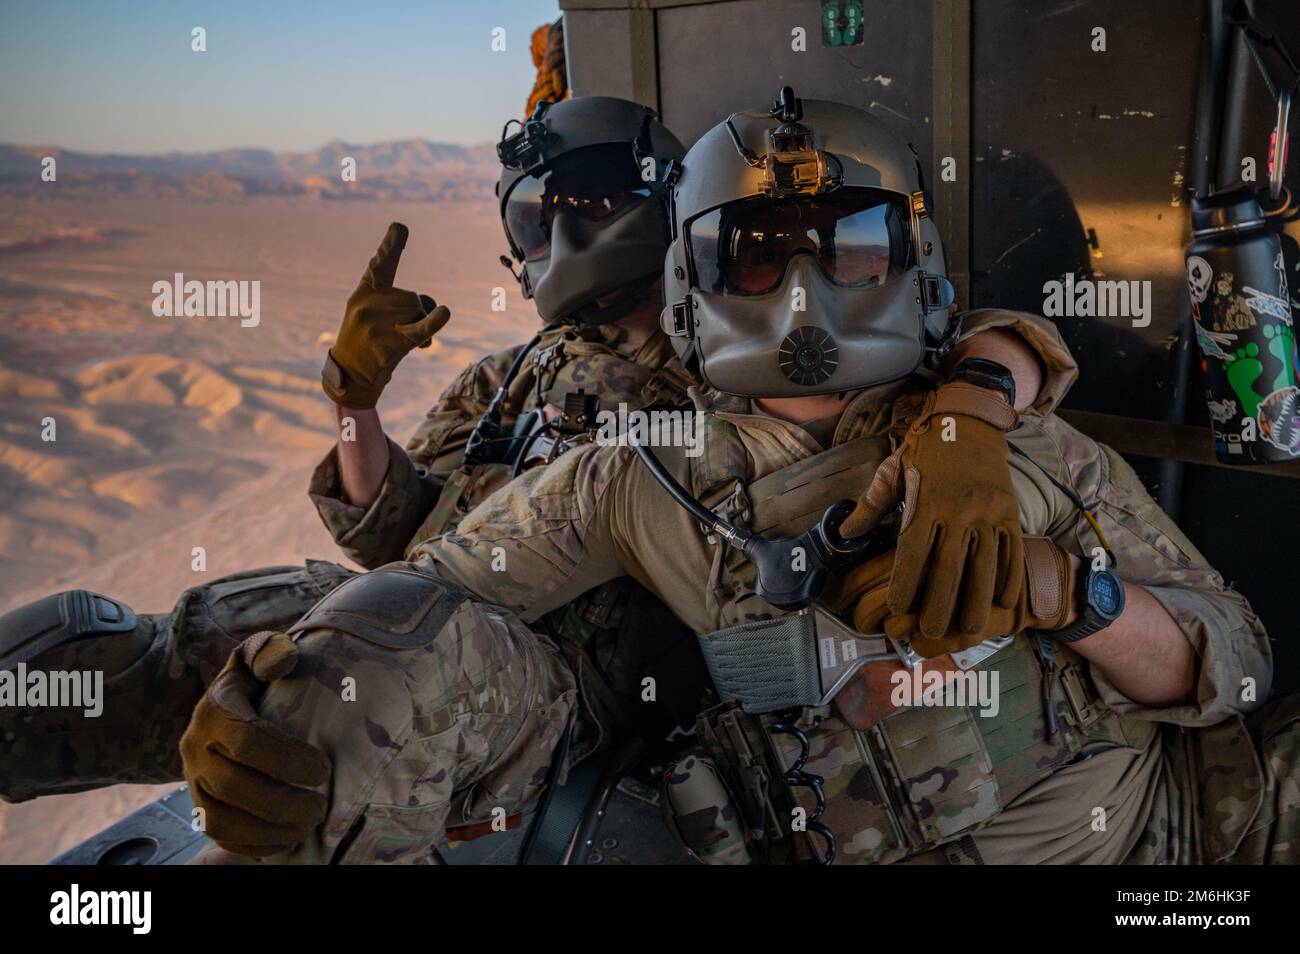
top-left (503, 143), bottom-right (655, 262)
top-left (687, 188), bottom-right (915, 296)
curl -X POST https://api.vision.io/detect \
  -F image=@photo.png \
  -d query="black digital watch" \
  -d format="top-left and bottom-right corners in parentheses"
top-left (950, 356), bottom-right (1016, 408)
top-left (1052, 558), bottom-right (1126, 643)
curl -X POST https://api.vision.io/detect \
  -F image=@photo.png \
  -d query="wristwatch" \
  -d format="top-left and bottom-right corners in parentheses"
top-left (949, 357), bottom-right (1016, 408)
top-left (1052, 559), bottom-right (1126, 643)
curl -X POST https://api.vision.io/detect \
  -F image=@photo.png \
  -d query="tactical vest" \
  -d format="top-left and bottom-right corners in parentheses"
top-left (406, 325), bottom-right (696, 551)
top-left (668, 396), bottom-right (1158, 865)
top-left (410, 325), bottom-right (704, 761)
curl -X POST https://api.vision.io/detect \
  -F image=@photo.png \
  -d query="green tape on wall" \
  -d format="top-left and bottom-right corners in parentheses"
top-left (821, 0), bottom-right (864, 47)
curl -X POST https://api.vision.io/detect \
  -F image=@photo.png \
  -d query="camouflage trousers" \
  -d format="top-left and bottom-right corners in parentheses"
top-left (195, 562), bottom-right (584, 865)
top-left (667, 692), bottom-right (1300, 865)
top-left (0, 561), bottom-right (355, 802)
top-left (1127, 692), bottom-right (1300, 864)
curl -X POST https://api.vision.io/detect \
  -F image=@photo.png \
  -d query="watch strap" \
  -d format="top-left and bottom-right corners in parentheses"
top-left (951, 357), bottom-right (1016, 410)
top-left (1052, 612), bottom-right (1109, 644)
top-left (1052, 567), bottom-right (1123, 643)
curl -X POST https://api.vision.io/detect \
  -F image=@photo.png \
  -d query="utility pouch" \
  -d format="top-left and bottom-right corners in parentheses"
top-left (694, 634), bottom-right (1120, 864)
top-left (693, 701), bottom-right (815, 865)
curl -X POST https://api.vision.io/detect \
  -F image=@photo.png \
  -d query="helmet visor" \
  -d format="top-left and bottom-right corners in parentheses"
top-left (503, 144), bottom-right (655, 262)
top-left (686, 188), bottom-right (915, 296)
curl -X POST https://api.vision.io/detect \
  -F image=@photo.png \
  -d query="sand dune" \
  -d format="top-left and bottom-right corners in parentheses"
top-left (0, 195), bottom-right (537, 862)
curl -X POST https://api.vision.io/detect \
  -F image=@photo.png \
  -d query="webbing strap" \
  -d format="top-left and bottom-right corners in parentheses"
top-left (697, 614), bottom-right (823, 713)
top-left (1059, 408), bottom-right (1300, 479)
top-left (517, 717), bottom-right (576, 864)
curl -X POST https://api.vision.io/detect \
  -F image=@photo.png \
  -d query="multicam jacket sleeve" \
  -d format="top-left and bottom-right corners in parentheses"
top-left (308, 345), bottom-right (523, 569)
top-left (1008, 412), bottom-right (1272, 728)
top-left (423, 439), bottom-right (647, 622)
top-left (954, 308), bottom-right (1079, 414)
top-left (424, 370), bottom-right (1270, 734)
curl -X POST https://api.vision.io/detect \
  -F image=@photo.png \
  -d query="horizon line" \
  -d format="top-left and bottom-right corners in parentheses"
top-left (0, 137), bottom-right (500, 158)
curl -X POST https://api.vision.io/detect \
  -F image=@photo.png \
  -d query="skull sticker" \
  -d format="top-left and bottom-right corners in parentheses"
top-left (1186, 255), bottom-right (1212, 304)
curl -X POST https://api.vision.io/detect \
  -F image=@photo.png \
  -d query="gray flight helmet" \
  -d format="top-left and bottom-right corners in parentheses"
top-left (661, 88), bottom-right (955, 397)
top-left (497, 96), bottom-right (686, 324)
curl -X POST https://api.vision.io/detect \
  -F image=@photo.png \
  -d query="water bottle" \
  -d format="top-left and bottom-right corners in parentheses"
top-left (1186, 188), bottom-right (1300, 464)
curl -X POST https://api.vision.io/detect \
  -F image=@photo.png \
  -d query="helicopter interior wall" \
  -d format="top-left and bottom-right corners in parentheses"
top-left (562, 0), bottom-right (1299, 691)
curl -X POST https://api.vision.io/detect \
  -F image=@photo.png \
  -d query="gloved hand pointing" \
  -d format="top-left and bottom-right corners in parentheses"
top-left (321, 222), bottom-right (451, 409)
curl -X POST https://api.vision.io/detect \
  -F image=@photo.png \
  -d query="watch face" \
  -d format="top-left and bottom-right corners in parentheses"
top-left (1089, 571), bottom-right (1123, 617)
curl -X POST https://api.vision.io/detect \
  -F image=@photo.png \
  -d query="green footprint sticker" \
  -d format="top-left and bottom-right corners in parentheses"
top-left (1225, 343), bottom-right (1266, 418)
top-left (1263, 323), bottom-right (1298, 392)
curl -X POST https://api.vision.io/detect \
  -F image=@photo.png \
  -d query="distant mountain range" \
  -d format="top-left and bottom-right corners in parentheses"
top-left (0, 139), bottom-right (500, 201)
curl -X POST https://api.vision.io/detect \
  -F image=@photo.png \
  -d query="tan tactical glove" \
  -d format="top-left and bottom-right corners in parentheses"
top-left (829, 537), bottom-right (1076, 658)
top-left (840, 380), bottom-right (1024, 641)
top-left (180, 631), bottom-right (329, 859)
top-left (321, 222), bottom-right (451, 409)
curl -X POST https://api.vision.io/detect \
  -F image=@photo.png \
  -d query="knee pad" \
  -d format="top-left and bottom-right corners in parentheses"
top-left (0, 590), bottom-right (140, 672)
top-left (174, 561), bottom-right (357, 681)
top-left (287, 564), bottom-right (470, 649)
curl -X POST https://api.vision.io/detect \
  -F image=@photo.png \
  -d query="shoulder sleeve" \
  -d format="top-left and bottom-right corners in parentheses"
top-left (423, 441), bottom-right (639, 622)
top-left (957, 308), bottom-right (1078, 415)
top-left (404, 344), bottom-right (522, 477)
top-left (308, 438), bottom-right (441, 570)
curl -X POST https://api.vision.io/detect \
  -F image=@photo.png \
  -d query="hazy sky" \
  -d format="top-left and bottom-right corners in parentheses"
top-left (0, 0), bottom-right (563, 153)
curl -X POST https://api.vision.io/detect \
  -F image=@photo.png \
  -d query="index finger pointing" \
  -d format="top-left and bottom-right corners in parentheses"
top-left (360, 222), bottom-right (410, 291)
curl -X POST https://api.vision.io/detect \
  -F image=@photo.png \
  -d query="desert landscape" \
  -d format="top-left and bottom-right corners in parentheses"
top-left (0, 144), bottom-right (533, 861)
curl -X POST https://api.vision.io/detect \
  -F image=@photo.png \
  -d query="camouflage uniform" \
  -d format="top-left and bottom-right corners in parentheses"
top-left (312, 320), bottom-right (695, 570)
top-left (0, 321), bottom-right (693, 803)
top-left (0, 562), bottom-right (355, 801)
top-left (193, 309), bottom-right (1300, 866)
